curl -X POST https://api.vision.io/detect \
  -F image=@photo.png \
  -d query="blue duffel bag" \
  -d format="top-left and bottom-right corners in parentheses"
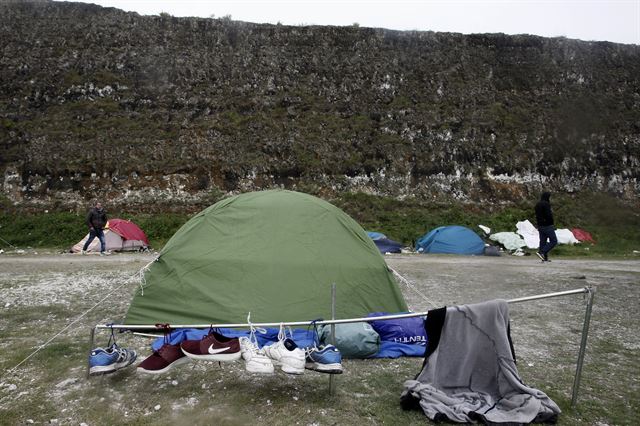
top-left (367, 312), bottom-right (427, 346)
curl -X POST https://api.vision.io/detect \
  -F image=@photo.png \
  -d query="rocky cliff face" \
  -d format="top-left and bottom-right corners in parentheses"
top-left (1, 0), bottom-right (639, 211)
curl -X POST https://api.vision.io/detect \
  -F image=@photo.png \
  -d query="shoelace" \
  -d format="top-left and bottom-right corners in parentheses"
top-left (277, 323), bottom-right (295, 343)
top-left (152, 323), bottom-right (173, 356)
top-left (247, 313), bottom-right (267, 348)
top-left (114, 347), bottom-right (129, 362)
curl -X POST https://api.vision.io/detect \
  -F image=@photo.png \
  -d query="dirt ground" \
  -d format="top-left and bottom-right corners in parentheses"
top-left (0, 252), bottom-right (638, 425)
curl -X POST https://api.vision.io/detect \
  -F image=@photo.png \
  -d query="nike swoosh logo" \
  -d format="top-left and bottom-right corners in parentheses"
top-left (208, 344), bottom-right (230, 354)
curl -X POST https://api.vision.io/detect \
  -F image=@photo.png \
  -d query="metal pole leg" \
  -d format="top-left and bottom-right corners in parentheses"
top-left (329, 283), bottom-right (337, 395)
top-left (571, 286), bottom-right (595, 407)
top-left (87, 326), bottom-right (96, 378)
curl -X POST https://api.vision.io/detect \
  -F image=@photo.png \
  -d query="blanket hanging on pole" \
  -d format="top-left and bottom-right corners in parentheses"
top-left (401, 299), bottom-right (561, 424)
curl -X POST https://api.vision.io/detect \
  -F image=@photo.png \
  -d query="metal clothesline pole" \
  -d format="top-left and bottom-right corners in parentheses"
top-left (572, 286), bottom-right (595, 407)
top-left (89, 286), bottom-right (594, 404)
top-left (93, 287), bottom-right (590, 331)
top-left (329, 283), bottom-right (337, 395)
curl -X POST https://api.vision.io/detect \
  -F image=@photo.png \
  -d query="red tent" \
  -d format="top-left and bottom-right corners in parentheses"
top-left (571, 228), bottom-right (596, 244)
top-left (71, 218), bottom-right (149, 253)
top-left (108, 219), bottom-right (149, 245)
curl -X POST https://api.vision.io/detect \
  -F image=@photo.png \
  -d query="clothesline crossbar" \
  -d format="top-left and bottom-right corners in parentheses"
top-left (94, 287), bottom-right (590, 331)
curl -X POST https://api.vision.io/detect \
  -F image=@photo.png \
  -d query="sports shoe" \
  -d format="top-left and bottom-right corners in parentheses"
top-left (137, 343), bottom-right (191, 375)
top-left (305, 345), bottom-right (343, 374)
top-left (89, 344), bottom-right (137, 376)
top-left (180, 329), bottom-right (241, 361)
top-left (239, 336), bottom-right (274, 374)
top-left (536, 252), bottom-right (545, 262)
top-left (263, 338), bottom-right (305, 375)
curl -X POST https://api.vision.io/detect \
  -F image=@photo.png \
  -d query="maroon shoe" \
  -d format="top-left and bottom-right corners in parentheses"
top-left (180, 329), bottom-right (241, 361)
top-left (137, 343), bottom-right (191, 375)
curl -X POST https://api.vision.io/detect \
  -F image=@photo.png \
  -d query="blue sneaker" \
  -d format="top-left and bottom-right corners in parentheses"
top-left (305, 345), bottom-right (343, 374)
top-left (89, 344), bottom-right (137, 376)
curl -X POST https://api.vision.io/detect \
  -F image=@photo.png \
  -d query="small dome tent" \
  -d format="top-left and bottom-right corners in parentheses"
top-left (72, 218), bottom-right (149, 253)
top-left (125, 190), bottom-right (408, 325)
top-left (416, 225), bottom-right (485, 255)
top-left (367, 232), bottom-right (403, 254)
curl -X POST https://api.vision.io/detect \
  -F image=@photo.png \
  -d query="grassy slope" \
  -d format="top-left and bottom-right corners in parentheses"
top-left (0, 192), bottom-right (638, 257)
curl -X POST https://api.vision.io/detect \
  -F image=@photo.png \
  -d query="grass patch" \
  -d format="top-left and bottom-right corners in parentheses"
top-left (0, 192), bottom-right (638, 256)
top-left (0, 212), bottom-right (191, 251)
top-left (332, 192), bottom-right (640, 256)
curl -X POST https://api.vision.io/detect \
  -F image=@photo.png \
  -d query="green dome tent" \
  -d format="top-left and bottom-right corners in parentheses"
top-left (125, 190), bottom-right (408, 325)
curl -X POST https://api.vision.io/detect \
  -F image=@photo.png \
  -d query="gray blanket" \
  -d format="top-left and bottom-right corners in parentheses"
top-left (402, 299), bottom-right (560, 424)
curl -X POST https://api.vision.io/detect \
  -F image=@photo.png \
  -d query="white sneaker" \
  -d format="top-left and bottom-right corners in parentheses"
top-left (263, 338), bottom-right (305, 375)
top-left (239, 337), bottom-right (274, 374)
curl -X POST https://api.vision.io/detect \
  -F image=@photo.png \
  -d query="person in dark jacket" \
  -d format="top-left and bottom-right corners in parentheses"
top-left (534, 192), bottom-right (557, 262)
top-left (82, 202), bottom-right (108, 255)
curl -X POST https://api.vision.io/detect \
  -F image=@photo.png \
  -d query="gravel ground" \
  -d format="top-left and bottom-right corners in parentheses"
top-left (0, 252), bottom-right (638, 425)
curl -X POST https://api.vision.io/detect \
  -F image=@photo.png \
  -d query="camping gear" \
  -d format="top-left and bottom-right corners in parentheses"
top-left (516, 220), bottom-right (580, 248)
top-left (319, 322), bottom-right (380, 358)
top-left (557, 229), bottom-right (580, 245)
top-left (572, 228), bottom-right (596, 244)
top-left (516, 220), bottom-right (539, 249)
top-left (366, 231), bottom-right (387, 241)
top-left (401, 300), bottom-right (561, 423)
top-left (483, 245), bottom-right (501, 256)
top-left (367, 231), bottom-right (403, 254)
top-left (477, 224), bottom-right (491, 235)
top-left (72, 218), bottom-right (149, 253)
top-left (489, 232), bottom-right (526, 251)
top-left (374, 341), bottom-right (426, 358)
top-left (125, 190), bottom-right (408, 325)
top-left (373, 237), bottom-right (403, 254)
top-left (415, 225), bottom-right (485, 255)
top-left (367, 312), bottom-right (427, 345)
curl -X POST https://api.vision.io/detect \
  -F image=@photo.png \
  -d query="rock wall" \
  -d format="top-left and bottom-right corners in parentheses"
top-left (1, 1), bottom-right (639, 210)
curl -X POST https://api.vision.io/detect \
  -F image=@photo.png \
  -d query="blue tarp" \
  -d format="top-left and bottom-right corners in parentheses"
top-left (415, 225), bottom-right (485, 255)
top-left (150, 327), bottom-right (318, 351)
top-left (149, 326), bottom-right (425, 359)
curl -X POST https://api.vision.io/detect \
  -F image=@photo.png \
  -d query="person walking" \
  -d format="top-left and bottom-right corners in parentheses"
top-left (534, 192), bottom-right (557, 262)
top-left (82, 201), bottom-right (108, 255)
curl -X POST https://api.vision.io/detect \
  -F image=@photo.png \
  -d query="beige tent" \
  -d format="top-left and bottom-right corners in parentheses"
top-left (71, 219), bottom-right (149, 253)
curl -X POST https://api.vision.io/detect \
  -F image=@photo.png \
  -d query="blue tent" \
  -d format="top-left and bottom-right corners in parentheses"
top-left (367, 231), bottom-right (387, 241)
top-left (374, 238), bottom-right (403, 254)
top-left (415, 225), bottom-right (485, 255)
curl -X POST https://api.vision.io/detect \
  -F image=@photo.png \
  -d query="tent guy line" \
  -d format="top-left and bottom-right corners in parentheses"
top-left (390, 268), bottom-right (438, 309)
top-left (2, 259), bottom-right (155, 378)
